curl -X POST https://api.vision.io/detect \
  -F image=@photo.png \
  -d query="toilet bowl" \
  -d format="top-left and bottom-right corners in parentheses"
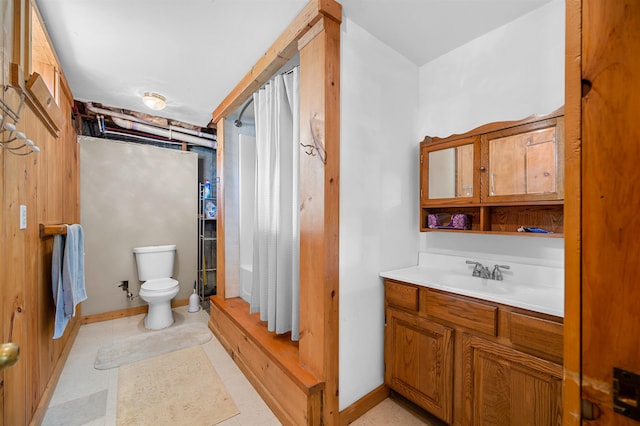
top-left (133, 245), bottom-right (179, 330)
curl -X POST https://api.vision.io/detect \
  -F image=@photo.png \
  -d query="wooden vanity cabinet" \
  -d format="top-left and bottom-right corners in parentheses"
top-left (419, 109), bottom-right (564, 235)
top-left (462, 334), bottom-right (563, 426)
top-left (384, 279), bottom-right (563, 425)
top-left (384, 281), bottom-right (454, 423)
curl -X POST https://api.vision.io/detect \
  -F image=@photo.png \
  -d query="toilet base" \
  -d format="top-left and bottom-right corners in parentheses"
top-left (144, 299), bottom-right (174, 330)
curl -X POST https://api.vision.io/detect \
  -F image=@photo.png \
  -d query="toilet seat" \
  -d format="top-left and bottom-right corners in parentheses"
top-left (141, 278), bottom-right (178, 292)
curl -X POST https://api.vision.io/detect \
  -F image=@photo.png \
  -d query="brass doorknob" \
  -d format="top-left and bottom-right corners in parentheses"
top-left (0, 342), bottom-right (20, 370)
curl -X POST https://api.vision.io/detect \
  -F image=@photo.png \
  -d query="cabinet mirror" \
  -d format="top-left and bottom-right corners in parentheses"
top-left (427, 143), bottom-right (474, 200)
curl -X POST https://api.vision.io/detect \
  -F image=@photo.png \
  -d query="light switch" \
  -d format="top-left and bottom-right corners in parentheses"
top-left (19, 205), bottom-right (27, 229)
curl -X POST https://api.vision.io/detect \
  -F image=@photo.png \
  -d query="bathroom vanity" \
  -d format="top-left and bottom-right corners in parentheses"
top-left (381, 254), bottom-right (563, 425)
top-left (401, 110), bottom-right (565, 423)
top-left (382, 254), bottom-right (564, 425)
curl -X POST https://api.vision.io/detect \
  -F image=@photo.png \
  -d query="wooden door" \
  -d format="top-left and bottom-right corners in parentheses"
top-left (575, 0), bottom-right (640, 423)
top-left (385, 308), bottom-right (453, 424)
top-left (0, 275), bottom-right (4, 424)
top-left (463, 335), bottom-right (563, 425)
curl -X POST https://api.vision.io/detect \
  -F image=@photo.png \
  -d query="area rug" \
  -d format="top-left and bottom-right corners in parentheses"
top-left (94, 322), bottom-right (212, 370)
top-left (116, 345), bottom-right (239, 425)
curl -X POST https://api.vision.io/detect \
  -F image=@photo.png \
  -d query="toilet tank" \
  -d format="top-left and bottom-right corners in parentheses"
top-left (133, 245), bottom-right (176, 281)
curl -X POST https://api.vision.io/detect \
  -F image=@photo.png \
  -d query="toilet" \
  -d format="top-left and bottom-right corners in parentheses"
top-left (133, 244), bottom-right (180, 330)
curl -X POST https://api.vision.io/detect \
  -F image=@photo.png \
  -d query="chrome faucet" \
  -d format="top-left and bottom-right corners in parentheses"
top-left (466, 260), bottom-right (510, 280)
top-left (491, 264), bottom-right (511, 281)
top-left (465, 260), bottom-right (491, 279)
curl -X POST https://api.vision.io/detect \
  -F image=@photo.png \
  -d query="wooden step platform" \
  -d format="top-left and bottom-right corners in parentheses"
top-left (208, 296), bottom-right (324, 425)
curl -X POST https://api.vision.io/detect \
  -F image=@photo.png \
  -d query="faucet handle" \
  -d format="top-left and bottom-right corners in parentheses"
top-left (466, 260), bottom-right (483, 277)
top-left (491, 264), bottom-right (510, 280)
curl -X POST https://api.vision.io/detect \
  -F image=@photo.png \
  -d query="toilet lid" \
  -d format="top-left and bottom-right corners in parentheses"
top-left (142, 278), bottom-right (178, 292)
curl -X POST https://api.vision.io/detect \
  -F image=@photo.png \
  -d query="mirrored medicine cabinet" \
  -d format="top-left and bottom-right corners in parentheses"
top-left (419, 108), bottom-right (564, 235)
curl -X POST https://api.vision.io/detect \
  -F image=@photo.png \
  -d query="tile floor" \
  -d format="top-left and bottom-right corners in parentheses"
top-left (43, 305), bottom-right (435, 425)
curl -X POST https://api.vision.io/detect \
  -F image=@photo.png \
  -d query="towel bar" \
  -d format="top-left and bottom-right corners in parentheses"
top-left (39, 224), bottom-right (67, 238)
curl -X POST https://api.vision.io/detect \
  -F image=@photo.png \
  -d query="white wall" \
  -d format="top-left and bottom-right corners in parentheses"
top-left (339, 17), bottom-right (420, 410)
top-left (80, 137), bottom-right (198, 315)
top-left (339, 0), bottom-right (565, 411)
top-left (418, 0), bottom-right (565, 261)
top-left (223, 120), bottom-right (241, 298)
top-left (238, 133), bottom-right (256, 302)
top-left (418, 0), bottom-right (564, 139)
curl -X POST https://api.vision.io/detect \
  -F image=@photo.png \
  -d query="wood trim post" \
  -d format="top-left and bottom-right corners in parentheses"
top-left (215, 118), bottom-right (226, 300)
top-left (298, 15), bottom-right (341, 424)
top-left (563, 0), bottom-right (582, 423)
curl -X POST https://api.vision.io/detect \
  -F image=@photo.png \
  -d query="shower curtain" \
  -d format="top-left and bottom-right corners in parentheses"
top-left (250, 66), bottom-right (300, 341)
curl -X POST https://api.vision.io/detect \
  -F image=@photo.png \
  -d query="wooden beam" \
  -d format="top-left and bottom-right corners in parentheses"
top-left (298, 14), bottom-right (341, 424)
top-left (563, 0), bottom-right (582, 424)
top-left (211, 0), bottom-right (341, 123)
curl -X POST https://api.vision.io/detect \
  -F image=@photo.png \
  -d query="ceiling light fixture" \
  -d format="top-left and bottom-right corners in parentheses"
top-left (142, 92), bottom-right (166, 110)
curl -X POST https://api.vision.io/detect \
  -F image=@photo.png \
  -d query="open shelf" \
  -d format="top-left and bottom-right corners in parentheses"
top-left (420, 202), bottom-right (564, 236)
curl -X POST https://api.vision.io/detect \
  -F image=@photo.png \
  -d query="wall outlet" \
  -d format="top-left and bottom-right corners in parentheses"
top-left (19, 205), bottom-right (27, 230)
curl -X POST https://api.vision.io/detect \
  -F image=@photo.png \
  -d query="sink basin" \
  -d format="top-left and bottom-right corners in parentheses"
top-left (380, 254), bottom-right (564, 317)
top-left (420, 269), bottom-right (514, 295)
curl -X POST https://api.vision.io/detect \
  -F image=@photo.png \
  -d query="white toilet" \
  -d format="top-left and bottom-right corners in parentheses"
top-left (133, 244), bottom-right (180, 330)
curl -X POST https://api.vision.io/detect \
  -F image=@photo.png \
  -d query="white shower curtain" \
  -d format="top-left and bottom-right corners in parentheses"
top-left (250, 66), bottom-right (300, 341)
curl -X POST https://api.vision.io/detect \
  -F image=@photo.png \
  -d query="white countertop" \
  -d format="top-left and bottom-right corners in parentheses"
top-left (380, 252), bottom-right (564, 318)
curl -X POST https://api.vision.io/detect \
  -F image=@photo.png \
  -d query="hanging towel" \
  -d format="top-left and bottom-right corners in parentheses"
top-left (52, 230), bottom-right (69, 339)
top-left (63, 224), bottom-right (87, 317)
top-left (51, 224), bottom-right (87, 339)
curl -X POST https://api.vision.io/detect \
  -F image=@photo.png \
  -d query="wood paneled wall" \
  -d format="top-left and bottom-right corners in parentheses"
top-left (1, 1), bottom-right (80, 424)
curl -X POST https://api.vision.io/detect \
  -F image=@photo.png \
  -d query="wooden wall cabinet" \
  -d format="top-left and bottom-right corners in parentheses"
top-left (384, 279), bottom-right (563, 425)
top-left (420, 109), bottom-right (564, 235)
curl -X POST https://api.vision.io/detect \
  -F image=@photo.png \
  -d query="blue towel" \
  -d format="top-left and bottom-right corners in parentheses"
top-left (63, 224), bottom-right (87, 317)
top-left (52, 224), bottom-right (87, 339)
top-left (52, 231), bottom-right (69, 339)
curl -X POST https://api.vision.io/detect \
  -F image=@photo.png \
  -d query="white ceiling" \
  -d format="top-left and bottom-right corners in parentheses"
top-left (36, 0), bottom-right (551, 128)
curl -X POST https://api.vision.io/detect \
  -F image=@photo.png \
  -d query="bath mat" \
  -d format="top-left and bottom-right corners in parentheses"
top-left (116, 345), bottom-right (239, 425)
top-left (94, 322), bottom-right (212, 370)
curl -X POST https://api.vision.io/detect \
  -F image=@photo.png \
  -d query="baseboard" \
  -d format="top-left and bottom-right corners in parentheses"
top-left (339, 384), bottom-right (390, 425)
top-left (28, 317), bottom-right (82, 426)
top-left (81, 298), bottom-right (188, 324)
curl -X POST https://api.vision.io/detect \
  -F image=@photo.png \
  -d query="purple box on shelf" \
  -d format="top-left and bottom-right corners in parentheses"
top-left (427, 213), bottom-right (471, 230)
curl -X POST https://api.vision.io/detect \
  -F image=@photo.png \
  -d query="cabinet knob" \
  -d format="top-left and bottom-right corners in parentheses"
top-left (479, 166), bottom-right (486, 172)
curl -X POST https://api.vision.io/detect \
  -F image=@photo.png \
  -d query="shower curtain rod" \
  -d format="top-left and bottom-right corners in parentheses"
top-left (234, 65), bottom-right (299, 128)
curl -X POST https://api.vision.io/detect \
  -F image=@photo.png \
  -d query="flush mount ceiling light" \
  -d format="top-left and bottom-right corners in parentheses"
top-left (142, 92), bottom-right (166, 110)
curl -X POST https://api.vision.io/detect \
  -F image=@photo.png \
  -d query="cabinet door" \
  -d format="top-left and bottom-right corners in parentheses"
top-left (420, 137), bottom-right (480, 206)
top-left (483, 119), bottom-right (564, 203)
top-left (462, 334), bottom-right (562, 425)
top-left (385, 308), bottom-right (453, 423)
